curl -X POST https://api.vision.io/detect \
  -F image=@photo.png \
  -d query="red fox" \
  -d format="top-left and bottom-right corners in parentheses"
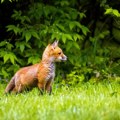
top-left (5, 41), bottom-right (67, 94)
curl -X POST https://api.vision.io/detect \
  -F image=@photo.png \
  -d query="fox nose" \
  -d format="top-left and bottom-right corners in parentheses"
top-left (62, 55), bottom-right (67, 61)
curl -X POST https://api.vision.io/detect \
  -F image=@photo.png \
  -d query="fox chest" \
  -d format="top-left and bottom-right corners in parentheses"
top-left (46, 64), bottom-right (55, 81)
top-left (38, 63), bottom-right (55, 82)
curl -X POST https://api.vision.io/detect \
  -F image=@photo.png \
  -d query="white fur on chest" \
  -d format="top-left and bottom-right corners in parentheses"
top-left (45, 63), bottom-right (55, 82)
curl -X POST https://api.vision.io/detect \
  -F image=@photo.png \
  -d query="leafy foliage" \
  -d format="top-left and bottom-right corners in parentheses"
top-left (0, 0), bottom-right (120, 84)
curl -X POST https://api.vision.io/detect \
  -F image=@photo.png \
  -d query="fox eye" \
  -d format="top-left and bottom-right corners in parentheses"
top-left (58, 52), bottom-right (61, 55)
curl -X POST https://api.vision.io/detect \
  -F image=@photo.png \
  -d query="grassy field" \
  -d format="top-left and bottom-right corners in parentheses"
top-left (0, 82), bottom-right (120, 120)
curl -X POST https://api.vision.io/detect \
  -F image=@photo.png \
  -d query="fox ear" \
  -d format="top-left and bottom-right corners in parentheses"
top-left (51, 40), bottom-right (59, 49)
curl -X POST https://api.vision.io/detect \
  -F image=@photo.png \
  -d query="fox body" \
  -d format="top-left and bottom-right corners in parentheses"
top-left (5, 41), bottom-right (67, 94)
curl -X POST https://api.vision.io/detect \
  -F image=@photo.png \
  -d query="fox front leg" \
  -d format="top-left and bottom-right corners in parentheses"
top-left (45, 80), bottom-right (53, 95)
top-left (37, 82), bottom-right (52, 95)
top-left (37, 83), bottom-right (46, 95)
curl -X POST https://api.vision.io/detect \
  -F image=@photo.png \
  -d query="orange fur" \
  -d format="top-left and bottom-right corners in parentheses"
top-left (5, 41), bottom-right (67, 94)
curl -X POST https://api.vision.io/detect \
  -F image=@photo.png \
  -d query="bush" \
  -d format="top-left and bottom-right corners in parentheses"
top-left (0, 0), bottom-right (120, 84)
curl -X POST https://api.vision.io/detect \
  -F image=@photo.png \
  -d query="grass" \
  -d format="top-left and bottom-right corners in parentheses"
top-left (0, 82), bottom-right (120, 120)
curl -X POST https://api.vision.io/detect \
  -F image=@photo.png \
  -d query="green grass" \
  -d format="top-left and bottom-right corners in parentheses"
top-left (0, 82), bottom-right (120, 120)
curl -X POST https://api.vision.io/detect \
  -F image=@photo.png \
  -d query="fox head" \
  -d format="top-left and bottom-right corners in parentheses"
top-left (42, 41), bottom-right (67, 62)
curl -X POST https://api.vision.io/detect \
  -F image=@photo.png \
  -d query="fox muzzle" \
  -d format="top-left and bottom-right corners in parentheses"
top-left (61, 55), bottom-right (67, 61)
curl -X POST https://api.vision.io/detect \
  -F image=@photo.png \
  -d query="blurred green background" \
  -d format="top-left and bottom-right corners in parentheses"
top-left (0, 0), bottom-right (120, 85)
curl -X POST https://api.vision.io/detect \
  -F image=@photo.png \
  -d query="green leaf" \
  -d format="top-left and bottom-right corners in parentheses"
top-left (4, 54), bottom-right (10, 63)
top-left (62, 34), bottom-right (67, 43)
top-left (81, 25), bottom-right (89, 35)
top-left (73, 34), bottom-right (77, 41)
top-left (28, 56), bottom-right (40, 64)
top-left (113, 9), bottom-right (120, 17)
top-left (3, 53), bottom-right (17, 64)
top-left (60, 1), bottom-right (69, 6)
top-left (7, 25), bottom-right (21, 35)
top-left (69, 57), bottom-right (74, 64)
top-left (1, 0), bottom-right (4, 3)
top-left (105, 8), bottom-right (113, 15)
top-left (73, 42), bottom-right (80, 49)
top-left (25, 43), bottom-right (31, 48)
top-left (7, 25), bottom-right (15, 32)
top-left (105, 8), bottom-right (120, 17)
top-left (51, 33), bottom-right (56, 40)
top-left (9, 53), bottom-right (17, 64)
top-left (22, 16), bottom-right (31, 23)
top-left (65, 34), bottom-right (73, 40)
top-left (79, 12), bottom-right (86, 19)
top-left (44, 5), bottom-right (50, 17)
top-left (66, 41), bottom-right (73, 51)
top-left (71, 11), bottom-right (78, 20)
top-left (0, 41), bottom-right (7, 47)
top-left (7, 43), bottom-right (14, 50)
top-left (75, 21), bottom-right (82, 28)
top-left (0, 51), bottom-right (6, 57)
top-left (1, 68), bottom-right (9, 77)
top-left (69, 22), bottom-right (75, 30)
top-left (73, 34), bottom-right (83, 41)
top-left (14, 27), bottom-right (21, 35)
top-left (9, 54), bottom-right (15, 64)
top-left (56, 24), bottom-right (66, 32)
top-left (25, 32), bottom-right (32, 42)
top-left (31, 31), bottom-right (40, 39)
top-left (20, 44), bottom-right (25, 52)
